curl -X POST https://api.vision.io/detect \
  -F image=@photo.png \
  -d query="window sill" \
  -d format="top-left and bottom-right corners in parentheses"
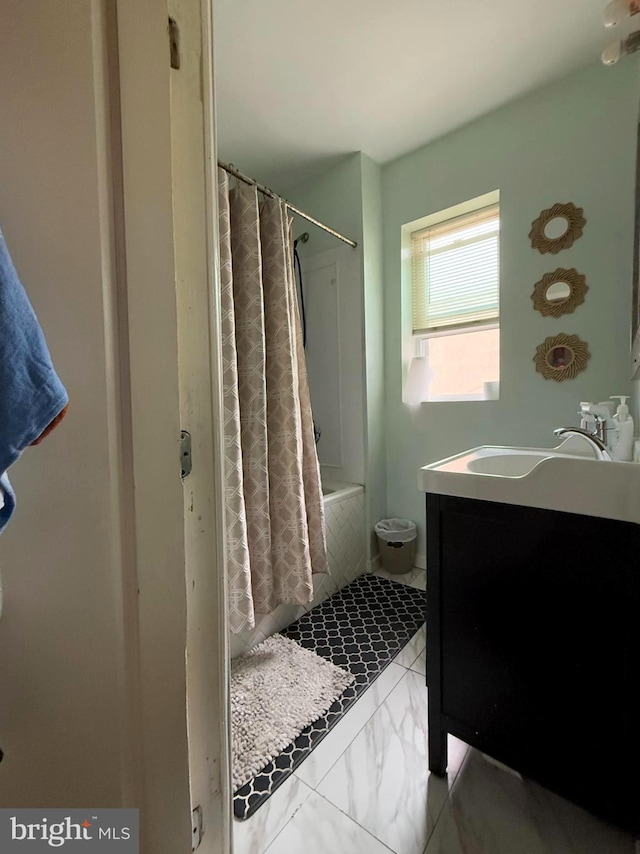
top-left (422, 393), bottom-right (499, 403)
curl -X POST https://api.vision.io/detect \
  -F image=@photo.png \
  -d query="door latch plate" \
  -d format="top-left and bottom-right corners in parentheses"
top-left (181, 430), bottom-right (192, 479)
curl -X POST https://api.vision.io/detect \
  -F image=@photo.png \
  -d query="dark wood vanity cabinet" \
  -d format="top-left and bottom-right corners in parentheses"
top-left (426, 493), bottom-right (639, 835)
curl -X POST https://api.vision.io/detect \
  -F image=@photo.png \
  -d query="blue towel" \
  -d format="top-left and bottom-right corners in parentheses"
top-left (0, 228), bottom-right (68, 532)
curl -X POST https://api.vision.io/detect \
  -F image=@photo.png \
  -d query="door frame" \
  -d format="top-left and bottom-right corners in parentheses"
top-left (168, 0), bottom-right (233, 850)
top-left (110, 0), bottom-right (229, 850)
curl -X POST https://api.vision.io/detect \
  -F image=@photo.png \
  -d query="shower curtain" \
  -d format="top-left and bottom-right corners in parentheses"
top-left (218, 169), bottom-right (328, 634)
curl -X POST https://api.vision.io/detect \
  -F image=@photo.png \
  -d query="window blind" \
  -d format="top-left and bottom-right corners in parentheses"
top-left (412, 203), bottom-right (500, 335)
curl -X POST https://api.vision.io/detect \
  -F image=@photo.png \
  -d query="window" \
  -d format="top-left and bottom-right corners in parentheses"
top-left (408, 195), bottom-right (500, 402)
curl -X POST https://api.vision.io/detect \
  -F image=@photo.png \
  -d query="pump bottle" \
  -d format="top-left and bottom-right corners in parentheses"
top-left (610, 395), bottom-right (634, 462)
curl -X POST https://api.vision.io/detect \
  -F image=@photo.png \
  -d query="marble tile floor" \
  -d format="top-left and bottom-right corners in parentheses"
top-left (233, 566), bottom-right (637, 854)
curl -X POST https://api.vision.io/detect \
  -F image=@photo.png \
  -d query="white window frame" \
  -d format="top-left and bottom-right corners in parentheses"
top-left (402, 190), bottom-right (500, 404)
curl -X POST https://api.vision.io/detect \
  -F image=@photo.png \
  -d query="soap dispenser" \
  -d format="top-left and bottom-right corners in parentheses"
top-left (610, 395), bottom-right (634, 462)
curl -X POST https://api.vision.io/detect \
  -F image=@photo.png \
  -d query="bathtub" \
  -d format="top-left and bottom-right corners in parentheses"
top-left (321, 479), bottom-right (366, 589)
top-left (230, 479), bottom-right (366, 659)
top-left (322, 479), bottom-right (364, 506)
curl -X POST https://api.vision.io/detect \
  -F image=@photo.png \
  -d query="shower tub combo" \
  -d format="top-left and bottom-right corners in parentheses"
top-left (230, 480), bottom-right (366, 658)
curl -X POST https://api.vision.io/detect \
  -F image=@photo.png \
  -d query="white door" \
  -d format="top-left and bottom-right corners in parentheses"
top-left (302, 245), bottom-right (366, 485)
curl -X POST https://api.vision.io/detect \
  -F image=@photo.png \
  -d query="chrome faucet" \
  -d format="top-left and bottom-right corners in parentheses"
top-left (579, 412), bottom-right (608, 445)
top-left (553, 427), bottom-right (613, 461)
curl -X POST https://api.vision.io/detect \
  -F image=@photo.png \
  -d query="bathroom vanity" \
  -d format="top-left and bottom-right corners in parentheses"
top-left (420, 443), bottom-right (640, 835)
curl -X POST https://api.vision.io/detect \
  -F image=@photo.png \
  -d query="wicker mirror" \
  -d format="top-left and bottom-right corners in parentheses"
top-left (531, 268), bottom-right (588, 318)
top-left (529, 203), bottom-right (586, 254)
top-left (533, 333), bottom-right (590, 381)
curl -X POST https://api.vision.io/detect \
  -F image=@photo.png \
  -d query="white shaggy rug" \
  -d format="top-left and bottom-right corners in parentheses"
top-left (231, 633), bottom-right (355, 791)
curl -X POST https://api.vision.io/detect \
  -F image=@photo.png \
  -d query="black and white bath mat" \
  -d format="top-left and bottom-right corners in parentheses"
top-left (233, 573), bottom-right (425, 820)
top-left (231, 634), bottom-right (355, 790)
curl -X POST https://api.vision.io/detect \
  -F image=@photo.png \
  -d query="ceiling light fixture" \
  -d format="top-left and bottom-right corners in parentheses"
top-left (603, 0), bottom-right (636, 28)
top-left (601, 29), bottom-right (640, 63)
top-left (602, 0), bottom-right (640, 64)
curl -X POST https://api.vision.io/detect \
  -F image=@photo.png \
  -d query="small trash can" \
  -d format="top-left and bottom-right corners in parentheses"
top-left (374, 518), bottom-right (417, 575)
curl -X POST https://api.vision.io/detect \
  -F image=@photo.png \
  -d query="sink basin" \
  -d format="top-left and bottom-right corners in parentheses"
top-left (466, 451), bottom-right (565, 477)
top-left (419, 437), bottom-right (640, 524)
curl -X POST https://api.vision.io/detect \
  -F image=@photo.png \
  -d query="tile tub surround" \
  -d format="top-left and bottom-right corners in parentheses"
top-left (230, 481), bottom-right (366, 659)
top-left (322, 481), bottom-right (366, 590)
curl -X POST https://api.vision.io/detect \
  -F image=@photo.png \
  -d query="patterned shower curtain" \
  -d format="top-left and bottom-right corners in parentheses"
top-left (218, 169), bottom-right (328, 634)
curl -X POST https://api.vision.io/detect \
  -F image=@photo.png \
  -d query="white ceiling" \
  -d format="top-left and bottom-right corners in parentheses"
top-left (214, 0), bottom-right (607, 191)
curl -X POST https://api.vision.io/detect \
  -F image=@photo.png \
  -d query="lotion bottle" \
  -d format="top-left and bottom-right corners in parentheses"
top-left (610, 395), bottom-right (634, 462)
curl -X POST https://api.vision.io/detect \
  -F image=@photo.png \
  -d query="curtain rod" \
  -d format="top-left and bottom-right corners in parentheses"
top-left (217, 160), bottom-right (358, 249)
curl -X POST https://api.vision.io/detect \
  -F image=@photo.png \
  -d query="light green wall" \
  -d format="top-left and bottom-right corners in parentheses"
top-left (289, 153), bottom-right (365, 252)
top-left (382, 61), bottom-right (639, 556)
top-left (288, 153), bottom-right (367, 485)
top-left (288, 153), bottom-right (387, 561)
top-left (361, 154), bottom-right (386, 558)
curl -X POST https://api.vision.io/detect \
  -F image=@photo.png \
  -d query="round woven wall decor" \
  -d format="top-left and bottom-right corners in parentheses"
top-left (529, 203), bottom-right (586, 254)
top-left (531, 268), bottom-right (588, 318)
top-left (533, 333), bottom-right (590, 382)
